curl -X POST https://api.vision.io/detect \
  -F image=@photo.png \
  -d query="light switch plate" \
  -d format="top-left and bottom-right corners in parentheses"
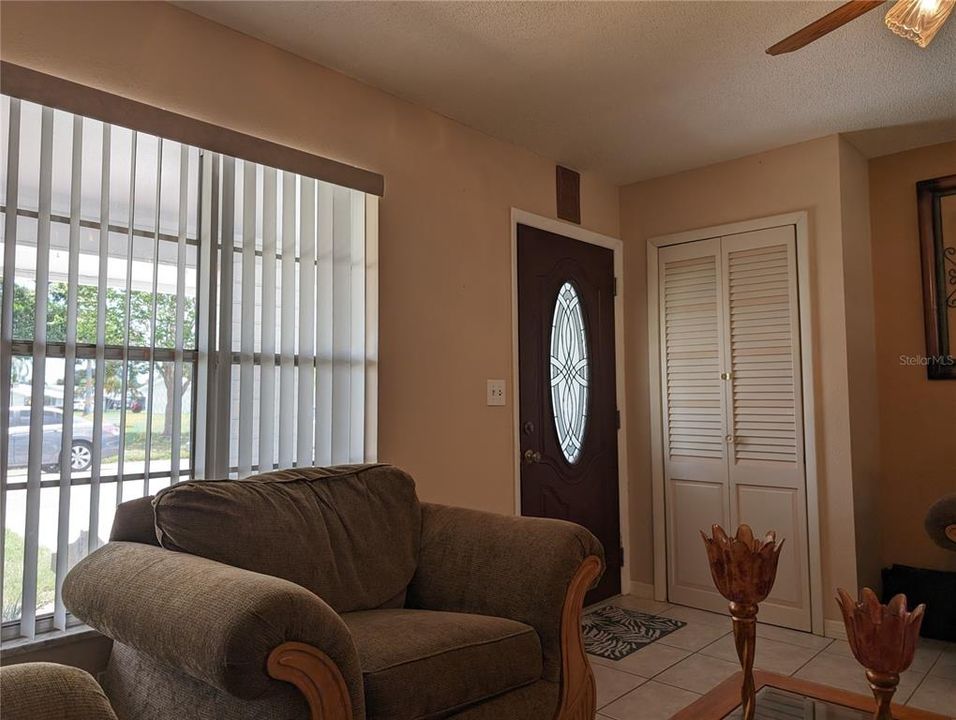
top-left (486, 379), bottom-right (506, 406)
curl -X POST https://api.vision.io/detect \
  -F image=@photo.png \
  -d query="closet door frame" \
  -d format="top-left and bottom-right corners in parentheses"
top-left (647, 211), bottom-right (824, 636)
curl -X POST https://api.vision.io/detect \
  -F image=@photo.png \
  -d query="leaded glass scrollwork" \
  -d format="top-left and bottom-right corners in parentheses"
top-left (550, 282), bottom-right (589, 463)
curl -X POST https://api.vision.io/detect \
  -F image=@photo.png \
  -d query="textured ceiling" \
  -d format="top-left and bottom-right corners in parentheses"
top-left (174, 1), bottom-right (956, 184)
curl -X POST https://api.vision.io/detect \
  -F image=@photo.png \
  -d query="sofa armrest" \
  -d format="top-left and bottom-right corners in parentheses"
top-left (63, 542), bottom-right (364, 718)
top-left (0, 662), bottom-right (118, 720)
top-left (406, 503), bottom-right (604, 683)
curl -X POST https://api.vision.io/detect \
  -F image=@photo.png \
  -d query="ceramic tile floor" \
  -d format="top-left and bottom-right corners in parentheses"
top-left (586, 595), bottom-right (956, 719)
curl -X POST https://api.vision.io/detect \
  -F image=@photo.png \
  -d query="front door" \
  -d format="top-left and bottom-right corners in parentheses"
top-left (517, 223), bottom-right (621, 604)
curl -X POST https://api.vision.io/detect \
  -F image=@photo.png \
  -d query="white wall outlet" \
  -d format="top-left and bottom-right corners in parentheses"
top-left (486, 379), bottom-right (506, 406)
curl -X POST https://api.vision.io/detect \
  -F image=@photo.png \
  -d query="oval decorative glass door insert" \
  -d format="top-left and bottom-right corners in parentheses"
top-left (550, 282), bottom-right (590, 463)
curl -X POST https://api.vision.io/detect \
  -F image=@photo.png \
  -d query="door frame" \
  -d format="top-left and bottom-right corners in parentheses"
top-left (647, 211), bottom-right (824, 635)
top-left (510, 208), bottom-right (632, 598)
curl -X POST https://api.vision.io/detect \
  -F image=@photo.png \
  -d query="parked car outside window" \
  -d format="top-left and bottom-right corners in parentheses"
top-left (7, 406), bottom-right (121, 472)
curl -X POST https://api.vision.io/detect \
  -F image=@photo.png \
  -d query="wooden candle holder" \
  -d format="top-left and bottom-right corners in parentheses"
top-left (836, 588), bottom-right (926, 720)
top-left (701, 524), bottom-right (784, 720)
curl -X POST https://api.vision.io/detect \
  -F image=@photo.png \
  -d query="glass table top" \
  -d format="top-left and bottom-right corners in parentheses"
top-left (723, 686), bottom-right (878, 720)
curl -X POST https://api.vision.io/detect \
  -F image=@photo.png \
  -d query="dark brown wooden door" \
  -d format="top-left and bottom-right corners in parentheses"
top-left (517, 223), bottom-right (621, 604)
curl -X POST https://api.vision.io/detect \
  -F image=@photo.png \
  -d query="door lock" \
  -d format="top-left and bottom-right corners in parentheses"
top-left (523, 449), bottom-right (542, 464)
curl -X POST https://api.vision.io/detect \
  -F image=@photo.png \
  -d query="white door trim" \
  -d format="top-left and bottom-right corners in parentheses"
top-left (510, 208), bottom-right (631, 597)
top-left (647, 211), bottom-right (824, 635)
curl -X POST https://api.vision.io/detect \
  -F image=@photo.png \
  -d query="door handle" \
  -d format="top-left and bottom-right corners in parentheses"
top-left (523, 449), bottom-right (542, 464)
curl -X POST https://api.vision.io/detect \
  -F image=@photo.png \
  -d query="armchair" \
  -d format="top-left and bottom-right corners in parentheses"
top-left (0, 662), bottom-right (118, 720)
top-left (64, 464), bottom-right (604, 720)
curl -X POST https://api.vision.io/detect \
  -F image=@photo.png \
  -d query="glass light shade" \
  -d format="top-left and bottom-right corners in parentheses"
top-left (885, 0), bottom-right (956, 48)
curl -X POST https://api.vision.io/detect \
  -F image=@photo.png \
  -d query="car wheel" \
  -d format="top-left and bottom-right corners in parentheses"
top-left (71, 441), bottom-right (93, 472)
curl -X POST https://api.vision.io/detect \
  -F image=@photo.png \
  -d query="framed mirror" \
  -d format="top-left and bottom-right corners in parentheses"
top-left (917, 174), bottom-right (956, 379)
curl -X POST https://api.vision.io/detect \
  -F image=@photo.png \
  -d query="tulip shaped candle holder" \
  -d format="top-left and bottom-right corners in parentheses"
top-left (701, 524), bottom-right (784, 720)
top-left (836, 588), bottom-right (925, 720)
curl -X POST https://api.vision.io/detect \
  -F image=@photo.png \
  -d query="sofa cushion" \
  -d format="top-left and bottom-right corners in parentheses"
top-left (110, 496), bottom-right (160, 546)
top-left (152, 464), bottom-right (420, 613)
top-left (343, 609), bottom-right (542, 720)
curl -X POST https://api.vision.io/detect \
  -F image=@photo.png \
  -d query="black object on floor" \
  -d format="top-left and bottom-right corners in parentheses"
top-left (582, 605), bottom-right (686, 660)
top-left (881, 563), bottom-right (956, 642)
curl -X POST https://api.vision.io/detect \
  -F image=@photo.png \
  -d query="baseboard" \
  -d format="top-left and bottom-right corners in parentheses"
top-left (629, 581), bottom-right (656, 599)
top-left (824, 619), bottom-right (848, 641)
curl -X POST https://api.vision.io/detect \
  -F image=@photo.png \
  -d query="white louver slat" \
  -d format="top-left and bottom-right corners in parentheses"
top-left (726, 242), bottom-right (799, 464)
top-left (662, 253), bottom-right (724, 461)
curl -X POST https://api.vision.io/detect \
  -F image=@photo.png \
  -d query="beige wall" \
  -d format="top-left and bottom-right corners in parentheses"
top-left (619, 136), bottom-right (864, 621)
top-left (0, 1), bottom-right (620, 517)
top-left (869, 141), bottom-right (956, 574)
top-left (838, 138), bottom-right (883, 593)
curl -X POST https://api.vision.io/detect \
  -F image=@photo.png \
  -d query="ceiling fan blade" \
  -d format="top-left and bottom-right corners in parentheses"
top-left (767, 0), bottom-right (886, 55)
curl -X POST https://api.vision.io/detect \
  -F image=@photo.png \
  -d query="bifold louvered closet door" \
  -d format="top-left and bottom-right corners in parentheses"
top-left (659, 225), bottom-right (810, 631)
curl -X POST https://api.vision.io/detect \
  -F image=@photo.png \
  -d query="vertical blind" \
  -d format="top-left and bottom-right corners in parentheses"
top-left (196, 153), bottom-right (377, 479)
top-left (0, 94), bottom-right (378, 641)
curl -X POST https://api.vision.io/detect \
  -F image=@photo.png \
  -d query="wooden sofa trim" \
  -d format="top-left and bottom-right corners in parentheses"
top-left (555, 554), bottom-right (602, 720)
top-left (267, 642), bottom-right (352, 720)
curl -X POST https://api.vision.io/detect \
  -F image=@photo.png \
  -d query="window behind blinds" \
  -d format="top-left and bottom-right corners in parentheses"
top-left (199, 154), bottom-right (376, 481)
top-left (0, 94), bottom-right (378, 641)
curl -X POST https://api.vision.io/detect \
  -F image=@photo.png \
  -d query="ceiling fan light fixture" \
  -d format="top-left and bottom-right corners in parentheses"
top-left (884, 0), bottom-right (956, 47)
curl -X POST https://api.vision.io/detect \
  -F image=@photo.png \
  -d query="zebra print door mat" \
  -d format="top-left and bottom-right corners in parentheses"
top-left (582, 605), bottom-right (687, 660)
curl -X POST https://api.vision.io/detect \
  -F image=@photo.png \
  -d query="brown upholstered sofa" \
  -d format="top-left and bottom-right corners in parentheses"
top-left (64, 464), bottom-right (605, 720)
top-left (0, 662), bottom-right (119, 720)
